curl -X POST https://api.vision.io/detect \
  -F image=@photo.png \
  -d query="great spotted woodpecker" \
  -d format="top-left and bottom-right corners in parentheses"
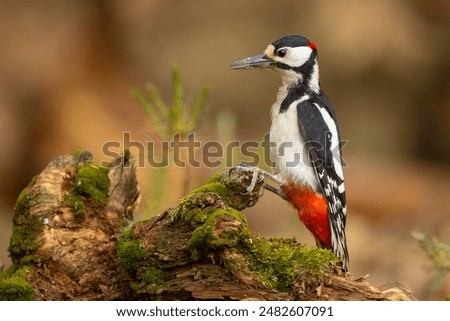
top-left (230, 35), bottom-right (349, 271)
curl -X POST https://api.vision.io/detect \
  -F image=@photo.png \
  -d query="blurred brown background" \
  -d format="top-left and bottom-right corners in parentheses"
top-left (0, 0), bottom-right (449, 300)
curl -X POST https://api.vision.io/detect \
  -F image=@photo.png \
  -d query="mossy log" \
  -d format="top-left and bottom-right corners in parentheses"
top-left (0, 152), bottom-right (416, 300)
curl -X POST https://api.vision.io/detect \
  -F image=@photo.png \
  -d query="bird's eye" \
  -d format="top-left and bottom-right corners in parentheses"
top-left (276, 48), bottom-right (287, 57)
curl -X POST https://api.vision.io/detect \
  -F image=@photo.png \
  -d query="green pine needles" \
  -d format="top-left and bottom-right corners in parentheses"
top-left (133, 65), bottom-right (211, 217)
top-left (133, 64), bottom-right (210, 139)
top-left (413, 231), bottom-right (450, 299)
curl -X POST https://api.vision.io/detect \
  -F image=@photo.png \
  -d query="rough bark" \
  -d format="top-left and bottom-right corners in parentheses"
top-left (1, 153), bottom-right (416, 301)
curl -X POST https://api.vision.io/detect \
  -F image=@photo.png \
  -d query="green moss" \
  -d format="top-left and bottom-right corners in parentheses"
top-left (61, 162), bottom-right (109, 223)
top-left (13, 176), bottom-right (37, 216)
top-left (141, 266), bottom-right (165, 285)
top-left (244, 238), bottom-right (338, 291)
top-left (128, 170), bottom-right (338, 293)
top-left (172, 184), bottom-right (253, 262)
top-left (129, 281), bottom-right (140, 292)
top-left (62, 192), bottom-right (86, 223)
top-left (180, 177), bottom-right (337, 290)
top-left (188, 208), bottom-right (250, 250)
top-left (8, 177), bottom-right (44, 265)
top-left (9, 216), bottom-right (43, 265)
top-left (117, 228), bottom-right (167, 294)
top-left (222, 250), bottom-right (245, 271)
top-left (176, 201), bottom-right (210, 226)
top-left (178, 192), bottom-right (336, 290)
top-left (0, 266), bottom-right (34, 300)
top-left (174, 174), bottom-right (230, 215)
top-left (19, 255), bottom-right (40, 266)
top-left (173, 173), bottom-right (241, 223)
top-left (133, 266), bottom-right (167, 295)
top-left (74, 163), bottom-right (109, 206)
top-left (190, 176), bottom-right (230, 200)
top-left (117, 228), bottom-right (149, 271)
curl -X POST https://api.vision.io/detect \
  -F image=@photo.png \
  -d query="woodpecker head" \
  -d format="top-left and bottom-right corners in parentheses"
top-left (230, 35), bottom-right (320, 92)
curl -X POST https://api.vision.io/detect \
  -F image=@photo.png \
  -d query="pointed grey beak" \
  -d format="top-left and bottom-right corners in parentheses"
top-left (230, 53), bottom-right (273, 70)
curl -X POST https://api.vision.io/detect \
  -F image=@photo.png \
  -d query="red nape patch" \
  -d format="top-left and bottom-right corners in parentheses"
top-left (308, 41), bottom-right (318, 51)
top-left (283, 184), bottom-right (331, 249)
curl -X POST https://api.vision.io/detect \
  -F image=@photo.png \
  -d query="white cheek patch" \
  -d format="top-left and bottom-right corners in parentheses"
top-left (275, 46), bottom-right (313, 68)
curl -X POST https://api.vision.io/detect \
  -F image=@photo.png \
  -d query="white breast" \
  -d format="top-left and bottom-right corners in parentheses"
top-left (269, 89), bottom-right (319, 191)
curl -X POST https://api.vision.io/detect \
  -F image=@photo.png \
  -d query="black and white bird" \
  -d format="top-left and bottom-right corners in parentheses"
top-left (230, 35), bottom-right (349, 271)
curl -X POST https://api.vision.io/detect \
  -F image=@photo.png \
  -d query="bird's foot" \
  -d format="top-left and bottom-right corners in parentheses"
top-left (263, 183), bottom-right (287, 200)
top-left (236, 162), bottom-right (286, 199)
top-left (235, 163), bottom-right (264, 195)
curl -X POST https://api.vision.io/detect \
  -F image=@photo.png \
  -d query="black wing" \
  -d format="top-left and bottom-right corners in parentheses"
top-left (296, 97), bottom-right (349, 271)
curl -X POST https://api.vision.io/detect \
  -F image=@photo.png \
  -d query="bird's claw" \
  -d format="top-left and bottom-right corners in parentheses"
top-left (236, 163), bottom-right (264, 195)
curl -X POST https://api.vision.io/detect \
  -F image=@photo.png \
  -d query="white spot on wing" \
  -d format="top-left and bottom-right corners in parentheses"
top-left (314, 103), bottom-right (344, 180)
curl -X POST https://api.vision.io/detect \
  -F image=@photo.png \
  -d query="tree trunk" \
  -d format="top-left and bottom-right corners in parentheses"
top-left (0, 152), bottom-right (415, 301)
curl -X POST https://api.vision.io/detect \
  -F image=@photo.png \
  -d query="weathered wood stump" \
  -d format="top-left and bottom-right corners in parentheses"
top-left (0, 152), bottom-right (415, 300)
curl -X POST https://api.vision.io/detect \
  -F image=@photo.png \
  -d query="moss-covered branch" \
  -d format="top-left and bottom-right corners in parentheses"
top-left (1, 153), bottom-right (415, 300)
